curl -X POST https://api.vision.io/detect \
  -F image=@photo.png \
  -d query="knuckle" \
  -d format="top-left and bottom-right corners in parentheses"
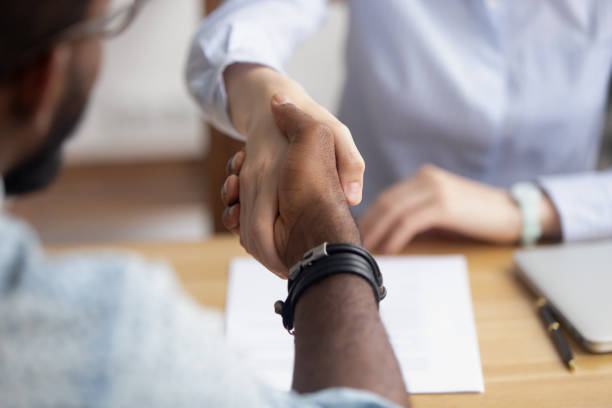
top-left (240, 160), bottom-right (273, 198)
top-left (301, 122), bottom-right (334, 144)
top-left (254, 164), bottom-right (269, 190)
top-left (222, 208), bottom-right (234, 229)
top-left (330, 122), bottom-right (351, 139)
top-left (433, 178), bottom-right (447, 197)
top-left (239, 165), bottom-right (253, 186)
top-left (398, 215), bottom-right (414, 230)
top-left (418, 165), bottom-right (448, 193)
top-left (350, 153), bottom-right (366, 173)
top-left (249, 220), bottom-right (268, 242)
top-left (417, 164), bottom-right (441, 180)
top-left (226, 156), bottom-right (233, 174)
top-left (338, 123), bottom-right (352, 137)
top-left (223, 218), bottom-right (234, 232)
top-left (434, 189), bottom-right (451, 214)
top-left (220, 177), bottom-right (231, 200)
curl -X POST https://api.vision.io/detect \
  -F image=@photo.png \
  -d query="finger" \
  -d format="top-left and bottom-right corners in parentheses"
top-left (377, 206), bottom-right (437, 254)
top-left (332, 124), bottom-right (365, 206)
top-left (250, 175), bottom-right (289, 278)
top-left (359, 182), bottom-right (407, 236)
top-left (226, 150), bottom-right (246, 177)
top-left (360, 184), bottom-right (431, 251)
top-left (271, 95), bottom-right (316, 144)
top-left (359, 183), bottom-right (411, 248)
top-left (222, 203), bottom-right (241, 233)
top-left (238, 159), bottom-right (289, 278)
top-left (239, 164), bottom-right (256, 256)
top-left (361, 205), bottom-right (403, 252)
top-left (221, 174), bottom-right (240, 207)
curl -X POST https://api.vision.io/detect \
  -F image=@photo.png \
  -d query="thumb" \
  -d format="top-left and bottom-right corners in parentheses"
top-left (272, 95), bottom-right (364, 206)
top-left (271, 94), bottom-right (314, 144)
top-left (333, 125), bottom-right (365, 206)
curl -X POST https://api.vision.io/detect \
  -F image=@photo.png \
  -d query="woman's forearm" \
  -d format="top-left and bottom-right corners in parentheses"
top-left (224, 63), bottom-right (312, 136)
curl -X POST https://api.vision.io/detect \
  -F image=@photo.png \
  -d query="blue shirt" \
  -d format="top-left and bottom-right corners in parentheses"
top-left (0, 187), bottom-right (398, 407)
top-left (187, 0), bottom-right (612, 241)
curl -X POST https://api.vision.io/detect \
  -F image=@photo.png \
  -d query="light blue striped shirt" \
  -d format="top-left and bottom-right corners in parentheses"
top-left (0, 184), bottom-right (398, 407)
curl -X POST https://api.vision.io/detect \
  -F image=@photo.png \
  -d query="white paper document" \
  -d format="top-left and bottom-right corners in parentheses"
top-left (226, 256), bottom-right (484, 394)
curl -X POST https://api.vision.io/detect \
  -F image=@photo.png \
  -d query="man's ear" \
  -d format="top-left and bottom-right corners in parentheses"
top-left (11, 44), bottom-right (72, 134)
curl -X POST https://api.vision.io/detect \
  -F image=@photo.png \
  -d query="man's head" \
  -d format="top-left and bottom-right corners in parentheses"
top-left (0, 0), bottom-right (141, 196)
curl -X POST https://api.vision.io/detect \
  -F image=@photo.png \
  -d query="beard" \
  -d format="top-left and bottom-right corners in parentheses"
top-left (4, 66), bottom-right (89, 196)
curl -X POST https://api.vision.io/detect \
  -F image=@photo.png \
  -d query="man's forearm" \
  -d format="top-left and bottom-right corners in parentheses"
top-left (293, 274), bottom-right (409, 407)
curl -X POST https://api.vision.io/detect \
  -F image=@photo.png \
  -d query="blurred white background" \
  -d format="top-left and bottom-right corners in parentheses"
top-left (65, 0), bottom-right (348, 164)
top-left (65, 0), bottom-right (205, 163)
top-left (10, 0), bottom-right (350, 245)
top-left (10, 0), bottom-right (611, 244)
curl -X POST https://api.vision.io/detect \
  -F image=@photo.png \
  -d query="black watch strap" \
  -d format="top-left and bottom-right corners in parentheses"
top-left (274, 242), bottom-right (386, 334)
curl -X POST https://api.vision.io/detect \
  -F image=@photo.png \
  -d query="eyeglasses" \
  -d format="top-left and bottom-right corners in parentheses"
top-left (2, 0), bottom-right (149, 80)
top-left (61, 0), bottom-right (149, 40)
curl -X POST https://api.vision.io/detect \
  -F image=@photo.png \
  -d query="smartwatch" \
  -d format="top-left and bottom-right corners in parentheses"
top-left (510, 182), bottom-right (542, 246)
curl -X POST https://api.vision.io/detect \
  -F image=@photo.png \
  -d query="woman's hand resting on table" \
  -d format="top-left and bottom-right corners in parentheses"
top-left (359, 165), bottom-right (562, 254)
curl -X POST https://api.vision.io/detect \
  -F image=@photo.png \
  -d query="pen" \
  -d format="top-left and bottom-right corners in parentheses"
top-left (536, 297), bottom-right (576, 372)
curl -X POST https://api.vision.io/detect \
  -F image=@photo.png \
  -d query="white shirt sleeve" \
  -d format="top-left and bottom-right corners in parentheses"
top-left (539, 170), bottom-right (612, 242)
top-left (186, 0), bottom-right (328, 140)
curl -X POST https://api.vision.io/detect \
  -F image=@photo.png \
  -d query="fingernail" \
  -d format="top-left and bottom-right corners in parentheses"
top-left (227, 205), bottom-right (238, 229)
top-left (222, 177), bottom-right (229, 194)
top-left (272, 94), bottom-right (290, 105)
top-left (225, 157), bottom-right (232, 175)
top-left (346, 182), bottom-right (362, 204)
top-left (348, 182), bottom-right (361, 194)
top-left (230, 154), bottom-right (238, 172)
top-left (234, 151), bottom-right (245, 170)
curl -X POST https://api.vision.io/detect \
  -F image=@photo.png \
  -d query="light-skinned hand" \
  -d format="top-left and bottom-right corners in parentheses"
top-left (359, 165), bottom-right (561, 254)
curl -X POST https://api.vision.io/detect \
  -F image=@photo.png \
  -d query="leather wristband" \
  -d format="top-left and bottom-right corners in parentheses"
top-left (274, 242), bottom-right (386, 334)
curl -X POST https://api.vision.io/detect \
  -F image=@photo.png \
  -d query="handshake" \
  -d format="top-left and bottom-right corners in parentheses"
top-left (221, 95), bottom-right (409, 406)
top-left (220, 66), bottom-right (562, 275)
top-left (221, 95), bottom-right (361, 274)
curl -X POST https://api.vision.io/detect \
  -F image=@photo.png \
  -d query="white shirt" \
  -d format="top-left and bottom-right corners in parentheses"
top-left (186, 0), bottom-right (612, 242)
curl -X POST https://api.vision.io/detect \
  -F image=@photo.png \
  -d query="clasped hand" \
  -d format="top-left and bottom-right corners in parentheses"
top-left (222, 96), bottom-right (359, 275)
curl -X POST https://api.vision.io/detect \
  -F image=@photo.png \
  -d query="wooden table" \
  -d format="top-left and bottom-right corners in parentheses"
top-left (50, 236), bottom-right (612, 407)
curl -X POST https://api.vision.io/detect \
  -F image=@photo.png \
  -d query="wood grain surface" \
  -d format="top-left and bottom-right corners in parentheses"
top-left (48, 236), bottom-right (612, 407)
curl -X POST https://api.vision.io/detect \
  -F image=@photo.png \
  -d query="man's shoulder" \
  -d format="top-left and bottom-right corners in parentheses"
top-left (0, 211), bottom-right (179, 306)
top-left (0, 213), bottom-right (245, 406)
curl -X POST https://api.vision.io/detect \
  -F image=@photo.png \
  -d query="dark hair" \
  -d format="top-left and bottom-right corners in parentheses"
top-left (0, 0), bottom-right (92, 82)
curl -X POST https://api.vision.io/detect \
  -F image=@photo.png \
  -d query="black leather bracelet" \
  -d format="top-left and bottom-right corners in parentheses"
top-left (274, 242), bottom-right (386, 334)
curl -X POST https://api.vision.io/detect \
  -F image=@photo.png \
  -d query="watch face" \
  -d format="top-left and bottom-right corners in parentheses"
top-left (511, 182), bottom-right (543, 246)
top-left (512, 182), bottom-right (540, 201)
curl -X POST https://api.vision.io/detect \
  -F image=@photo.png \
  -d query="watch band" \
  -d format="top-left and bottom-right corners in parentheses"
top-left (275, 242), bottom-right (386, 334)
top-left (510, 182), bottom-right (543, 246)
